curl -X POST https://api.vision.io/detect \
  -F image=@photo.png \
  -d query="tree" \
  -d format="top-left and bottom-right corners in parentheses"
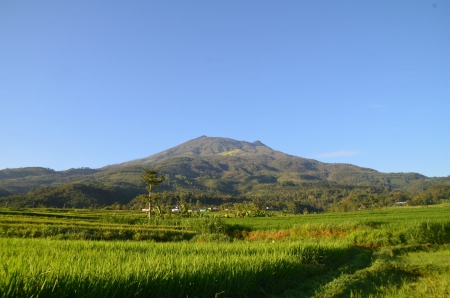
top-left (141, 167), bottom-right (166, 218)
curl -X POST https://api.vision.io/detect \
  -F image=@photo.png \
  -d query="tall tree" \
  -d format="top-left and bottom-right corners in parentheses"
top-left (141, 167), bottom-right (166, 218)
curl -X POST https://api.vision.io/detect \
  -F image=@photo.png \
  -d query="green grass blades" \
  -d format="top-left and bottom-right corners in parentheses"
top-left (0, 238), bottom-right (352, 298)
top-left (2, 206), bottom-right (450, 297)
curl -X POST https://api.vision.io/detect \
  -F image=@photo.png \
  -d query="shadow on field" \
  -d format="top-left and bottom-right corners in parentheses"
top-left (280, 248), bottom-right (422, 298)
top-left (225, 223), bottom-right (253, 238)
top-left (276, 247), bottom-right (374, 298)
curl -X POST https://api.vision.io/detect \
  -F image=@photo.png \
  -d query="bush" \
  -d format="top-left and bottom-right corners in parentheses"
top-left (182, 217), bottom-right (228, 235)
top-left (401, 222), bottom-right (450, 245)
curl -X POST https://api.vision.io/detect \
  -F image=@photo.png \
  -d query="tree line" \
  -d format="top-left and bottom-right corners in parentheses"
top-left (1, 168), bottom-right (449, 214)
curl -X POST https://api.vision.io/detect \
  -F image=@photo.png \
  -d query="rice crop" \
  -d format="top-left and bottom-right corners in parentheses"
top-left (0, 238), bottom-right (353, 298)
top-left (2, 206), bottom-right (450, 297)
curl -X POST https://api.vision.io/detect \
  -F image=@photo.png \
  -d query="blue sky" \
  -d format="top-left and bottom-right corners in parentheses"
top-left (1, 1), bottom-right (449, 177)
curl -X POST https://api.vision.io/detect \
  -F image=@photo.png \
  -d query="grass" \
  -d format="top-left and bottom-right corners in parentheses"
top-left (308, 246), bottom-right (450, 298)
top-left (225, 206), bottom-right (450, 232)
top-left (2, 206), bottom-right (450, 297)
top-left (0, 238), bottom-right (354, 297)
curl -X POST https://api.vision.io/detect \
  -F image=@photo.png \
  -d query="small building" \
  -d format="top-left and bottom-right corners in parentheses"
top-left (188, 207), bottom-right (209, 213)
top-left (393, 202), bottom-right (406, 206)
top-left (266, 206), bottom-right (278, 210)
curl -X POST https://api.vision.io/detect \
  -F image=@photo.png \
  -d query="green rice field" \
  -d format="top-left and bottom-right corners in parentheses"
top-left (1, 206), bottom-right (450, 297)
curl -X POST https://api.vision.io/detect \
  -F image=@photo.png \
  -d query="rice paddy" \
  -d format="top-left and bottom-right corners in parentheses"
top-left (1, 206), bottom-right (450, 297)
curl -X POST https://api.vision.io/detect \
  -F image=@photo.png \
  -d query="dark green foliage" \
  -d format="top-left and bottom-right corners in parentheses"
top-left (0, 167), bottom-right (56, 179)
top-left (0, 188), bottom-right (12, 198)
top-left (0, 224), bottom-right (196, 241)
top-left (0, 183), bottom-right (134, 208)
top-left (1, 137), bottom-right (449, 209)
top-left (141, 168), bottom-right (166, 192)
top-left (183, 217), bottom-right (228, 234)
top-left (141, 167), bottom-right (166, 218)
top-left (401, 222), bottom-right (450, 245)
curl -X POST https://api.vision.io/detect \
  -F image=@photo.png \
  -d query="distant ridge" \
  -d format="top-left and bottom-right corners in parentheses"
top-left (1, 135), bottom-right (442, 206)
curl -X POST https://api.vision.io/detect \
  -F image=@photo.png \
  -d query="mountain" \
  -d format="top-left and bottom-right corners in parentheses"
top-left (106, 136), bottom-right (284, 167)
top-left (104, 135), bottom-right (426, 187)
top-left (1, 136), bottom-right (448, 208)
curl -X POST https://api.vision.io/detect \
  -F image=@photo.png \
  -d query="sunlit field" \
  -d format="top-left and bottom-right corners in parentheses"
top-left (1, 206), bottom-right (450, 297)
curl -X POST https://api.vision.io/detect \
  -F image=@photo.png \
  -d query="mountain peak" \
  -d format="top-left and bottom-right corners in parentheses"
top-left (110, 136), bottom-right (282, 167)
top-left (253, 140), bottom-right (265, 146)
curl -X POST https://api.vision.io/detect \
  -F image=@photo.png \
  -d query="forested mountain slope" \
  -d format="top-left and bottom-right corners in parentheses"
top-left (1, 136), bottom-right (448, 208)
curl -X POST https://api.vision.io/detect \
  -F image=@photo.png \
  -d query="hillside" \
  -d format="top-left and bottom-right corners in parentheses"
top-left (1, 136), bottom-right (448, 208)
top-left (105, 136), bottom-right (286, 167)
top-left (102, 135), bottom-right (426, 188)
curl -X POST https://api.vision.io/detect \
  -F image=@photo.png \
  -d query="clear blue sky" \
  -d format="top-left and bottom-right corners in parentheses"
top-left (1, 1), bottom-right (449, 177)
